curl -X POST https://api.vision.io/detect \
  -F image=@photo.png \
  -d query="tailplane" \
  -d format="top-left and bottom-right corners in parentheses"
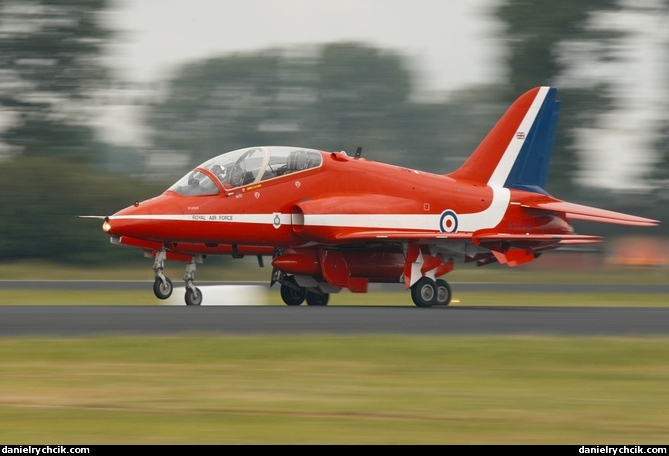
top-left (448, 86), bottom-right (559, 194)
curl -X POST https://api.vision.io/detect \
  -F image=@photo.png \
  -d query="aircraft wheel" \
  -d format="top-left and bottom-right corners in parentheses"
top-left (185, 287), bottom-right (202, 306)
top-left (306, 292), bottom-right (329, 306)
top-left (411, 277), bottom-right (437, 308)
top-left (153, 277), bottom-right (173, 300)
top-left (280, 277), bottom-right (306, 306)
top-left (435, 279), bottom-right (452, 306)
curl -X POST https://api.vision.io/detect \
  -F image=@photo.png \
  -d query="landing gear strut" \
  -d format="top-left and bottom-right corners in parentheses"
top-left (183, 259), bottom-right (202, 306)
top-left (152, 250), bottom-right (203, 305)
top-left (152, 249), bottom-right (173, 299)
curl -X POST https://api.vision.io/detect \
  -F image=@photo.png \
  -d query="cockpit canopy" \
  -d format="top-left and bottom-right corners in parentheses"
top-left (169, 146), bottom-right (322, 196)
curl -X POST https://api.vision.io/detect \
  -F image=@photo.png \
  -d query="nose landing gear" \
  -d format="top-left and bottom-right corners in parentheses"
top-left (152, 250), bottom-right (173, 299)
top-left (152, 250), bottom-right (203, 305)
top-left (153, 276), bottom-right (173, 299)
top-left (183, 259), bottom-right (202, 306)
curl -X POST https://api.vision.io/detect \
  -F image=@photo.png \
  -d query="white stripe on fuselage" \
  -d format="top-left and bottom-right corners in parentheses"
top-left (108, 193), bottom-right (507, 233)
top-left (299, 187), bottom-right (509, 231)
top-left (110, 213), bottom-right (292, 224)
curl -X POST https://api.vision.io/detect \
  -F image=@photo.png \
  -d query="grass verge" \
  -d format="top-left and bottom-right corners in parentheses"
top-left (0, 335), bottom-right (667, 444)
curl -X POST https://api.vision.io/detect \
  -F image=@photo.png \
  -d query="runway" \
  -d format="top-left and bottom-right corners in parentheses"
top-left (2, 280), bottom-right (668, 337)
top-left (1, 305), bottom-right (668, 337)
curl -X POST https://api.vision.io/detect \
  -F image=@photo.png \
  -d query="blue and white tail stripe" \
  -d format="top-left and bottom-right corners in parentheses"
top-left (501, 87), bottom-right (559, 194)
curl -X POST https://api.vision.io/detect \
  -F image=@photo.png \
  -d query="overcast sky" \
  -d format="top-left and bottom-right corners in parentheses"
top-left (106, 0), bottom-right (502, 94)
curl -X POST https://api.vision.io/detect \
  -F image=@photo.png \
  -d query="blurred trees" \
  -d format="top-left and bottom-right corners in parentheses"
top-left (0, 0), bottom-right (112, 162)
top-left (0, 158), bottom-right (165, 263)
top-left (647, 0), bottom-right (669, 200)
top-left (146, 42), bottom-right (502, 181)
top-left (495, 0), bottom-right (624, 198)
top-left (0, 0), bottom-right (157, 264)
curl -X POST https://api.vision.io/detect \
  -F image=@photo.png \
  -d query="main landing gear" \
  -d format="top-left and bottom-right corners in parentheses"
top-left (410, 277), bottom-right (452, 307)
top-left (279, 275), bottom-right (330, 306)
top-left (152, 250), bottom-right (202, 306)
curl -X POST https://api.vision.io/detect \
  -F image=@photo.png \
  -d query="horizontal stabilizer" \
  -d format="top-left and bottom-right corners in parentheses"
top-left (521, 201), bottom-right (659, 227)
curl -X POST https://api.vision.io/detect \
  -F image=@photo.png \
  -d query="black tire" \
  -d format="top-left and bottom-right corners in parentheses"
top-left (185, 287), bottom-right (202, 306)
top-left (280, 277), bottom-right (306, 306)
top-left (411, 277), bottom-right (437, 307)
top-left (306, 292), bottom-right (329, 306)
top-left (153, 277), bottom-right (173, 300)
top-left (435, 279), bottom-right (452, 306)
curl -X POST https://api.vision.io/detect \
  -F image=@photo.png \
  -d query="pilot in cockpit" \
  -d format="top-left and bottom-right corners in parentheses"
top-left (229, 166), bottom-right (245, 187)
top-left (209, 164), bottom-right (244, 189)
top-left (287, 150), bottom-right (311, 173)
top-left (210, 164), bottom-right (226, 183)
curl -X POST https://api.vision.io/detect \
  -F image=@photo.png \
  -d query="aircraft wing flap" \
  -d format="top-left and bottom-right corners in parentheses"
top-left (521, 201), bottom-right (659, 226)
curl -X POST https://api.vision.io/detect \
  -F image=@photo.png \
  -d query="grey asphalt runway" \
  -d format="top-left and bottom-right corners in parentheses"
top-left (1, 281), bottom-right (668, 337)
top-left (1, 305), bottom-right (668, 337)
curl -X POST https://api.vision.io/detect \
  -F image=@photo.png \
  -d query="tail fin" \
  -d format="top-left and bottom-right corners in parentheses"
top-left (448, 87), bottom-right (559, 194)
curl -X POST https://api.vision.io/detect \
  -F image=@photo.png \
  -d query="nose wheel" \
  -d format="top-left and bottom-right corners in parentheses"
top-left (185, 286), bottom-right (202, 306)
top-left (183, 258), bottom-right (202, 306)
top-left (153, 277), bottom-right (173, 299)
top-left (152, 249), bottom-right (173, 299)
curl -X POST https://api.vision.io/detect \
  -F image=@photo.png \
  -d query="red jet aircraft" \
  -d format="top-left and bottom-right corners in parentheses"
top-left (97, 86), bottom-right (658, 306)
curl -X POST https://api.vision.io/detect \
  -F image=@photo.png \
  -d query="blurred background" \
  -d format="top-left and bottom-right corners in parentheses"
top-left (0, 0), bottom-right (667, 269)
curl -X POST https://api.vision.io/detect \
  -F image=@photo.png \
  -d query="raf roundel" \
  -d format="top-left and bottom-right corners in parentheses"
top-left (439, 210), bottom-right (459, 233)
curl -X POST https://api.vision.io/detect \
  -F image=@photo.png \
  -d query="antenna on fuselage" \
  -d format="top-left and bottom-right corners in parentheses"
top-left (354, 146), bottom-right (362, 158)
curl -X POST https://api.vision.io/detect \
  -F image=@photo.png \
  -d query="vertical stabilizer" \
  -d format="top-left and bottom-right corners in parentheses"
top-left (448, 87), bottom-right (559, 194)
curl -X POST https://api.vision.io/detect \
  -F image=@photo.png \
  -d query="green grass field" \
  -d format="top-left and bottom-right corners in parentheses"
top-left (0, 335), bottom-right (667, 444)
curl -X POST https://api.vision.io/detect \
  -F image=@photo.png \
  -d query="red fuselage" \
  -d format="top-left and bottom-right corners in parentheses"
top-left (106, 150), bottom-right (572, 247)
